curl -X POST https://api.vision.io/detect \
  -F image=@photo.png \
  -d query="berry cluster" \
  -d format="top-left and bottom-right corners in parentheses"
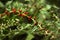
top-left (0, 8), bottom-right (38, 25)
top-left (0, 8), bottom-right (32, 19)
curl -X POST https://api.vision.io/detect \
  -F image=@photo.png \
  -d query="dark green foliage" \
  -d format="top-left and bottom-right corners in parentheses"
top-left (32, 34), bottom-right (45, 40)
top-left (3, 36), bottom-right (9, 40)
top-left (0, 0), bottom-right (11, 4)
top-left (46, 0), bottom-right (60, 7)
top-left (12, 33), bottom-right (28, 40)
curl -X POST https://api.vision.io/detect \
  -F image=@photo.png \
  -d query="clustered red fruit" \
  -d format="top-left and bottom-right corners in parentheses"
top-left (12, 8), bottom-right (16, 13)
top-left (0, 8), bottom-right (36, 22)
top-left (0, 8), bottom-right (38, 27)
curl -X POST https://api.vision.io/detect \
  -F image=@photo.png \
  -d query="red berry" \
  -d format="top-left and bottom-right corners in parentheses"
top-left (18, 14), bottom-right (21, 16)
top-left (24, 12), bottom-right (29, 15)
top-left (4, 10), bottom-right (10, 16)
top-left (28, 16), bottom-right (32, 19)
top-left (28, 16), bottom-right (32, 20)
top-left (18, 14), bottom-right (26, 17)
top-left (12, 8), bottom-right (16, 13)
